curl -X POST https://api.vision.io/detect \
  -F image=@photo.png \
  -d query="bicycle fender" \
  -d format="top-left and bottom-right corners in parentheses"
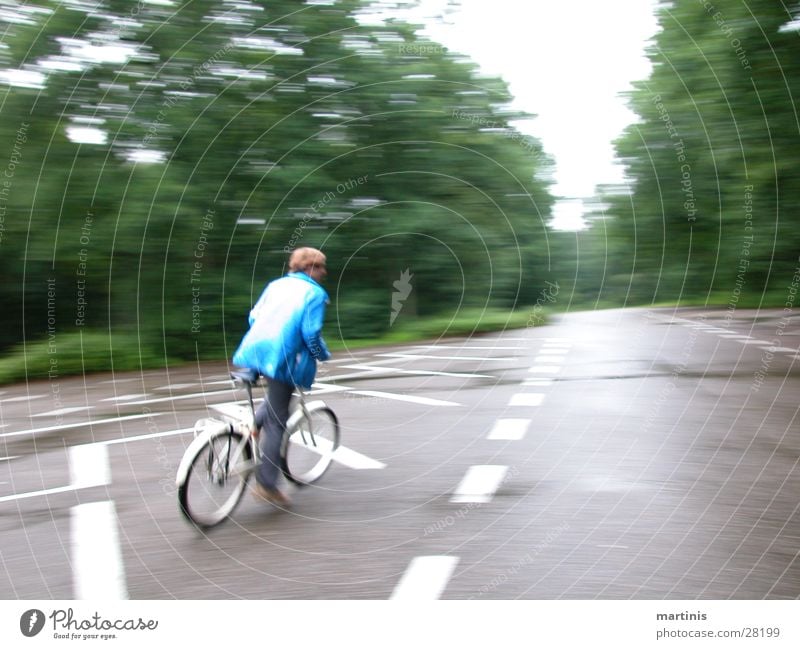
top-left (285, 400), bottom-right (329, 430)
top-left (175, 420), bottom-right (232, 487)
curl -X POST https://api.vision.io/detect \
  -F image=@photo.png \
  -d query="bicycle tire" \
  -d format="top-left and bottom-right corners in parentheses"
top-left (281, 403), bottom-right (339, 486)
top-left (178, 429), bottom-right (253, 529)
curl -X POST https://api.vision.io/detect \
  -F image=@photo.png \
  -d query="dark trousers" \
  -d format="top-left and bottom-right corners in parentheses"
top-left (254, 379), bottom-right (293, 490)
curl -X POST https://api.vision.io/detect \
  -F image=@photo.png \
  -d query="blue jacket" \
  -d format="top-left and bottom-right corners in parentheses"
top-left (232, 272), bottom-right (331, 388)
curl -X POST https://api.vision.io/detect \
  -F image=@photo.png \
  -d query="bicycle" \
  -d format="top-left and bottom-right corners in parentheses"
top-left (175, 368), bottom-right (340, 529)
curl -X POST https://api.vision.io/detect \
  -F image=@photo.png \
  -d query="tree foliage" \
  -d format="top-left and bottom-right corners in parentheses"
top-left (0, 0), bottom-right (555, 372)
top-left (595, 0), bottom-right (800, 306)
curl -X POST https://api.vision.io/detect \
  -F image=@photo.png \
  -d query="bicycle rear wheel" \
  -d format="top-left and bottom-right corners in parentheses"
top-left (178, 429), bottom-right (253, 529)
top-left (282, 404), bottom-right (339, 486)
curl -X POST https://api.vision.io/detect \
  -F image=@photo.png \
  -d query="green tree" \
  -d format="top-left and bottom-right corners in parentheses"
top-left (0, 0), bottom-right (555, 378)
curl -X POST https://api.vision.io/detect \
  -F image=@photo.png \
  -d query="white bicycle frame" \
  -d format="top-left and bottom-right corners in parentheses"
top-left (175, 382), bottom-right (327, 487)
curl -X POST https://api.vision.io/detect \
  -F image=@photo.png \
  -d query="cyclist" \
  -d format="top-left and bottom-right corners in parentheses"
top-left (232, 246), bottom-right (331, 506)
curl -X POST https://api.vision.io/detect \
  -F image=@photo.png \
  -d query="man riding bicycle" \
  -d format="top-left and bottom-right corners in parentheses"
top-left (232, 247), bottom-right (331, 506)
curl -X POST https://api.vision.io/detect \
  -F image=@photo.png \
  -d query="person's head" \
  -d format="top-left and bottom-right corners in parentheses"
top-left (289, 247), bottom-right (327, 283)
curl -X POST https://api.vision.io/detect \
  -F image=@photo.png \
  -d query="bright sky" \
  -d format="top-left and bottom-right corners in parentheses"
top-left (401, 0), bottom-right (661, 229)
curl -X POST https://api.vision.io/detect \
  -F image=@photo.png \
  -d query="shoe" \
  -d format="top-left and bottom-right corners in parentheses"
top-left (253, 482), bottom-right (292, 507)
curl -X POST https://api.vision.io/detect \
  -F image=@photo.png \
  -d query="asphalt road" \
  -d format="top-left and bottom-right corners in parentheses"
top-left (1, 307), bottom-right (798, 599)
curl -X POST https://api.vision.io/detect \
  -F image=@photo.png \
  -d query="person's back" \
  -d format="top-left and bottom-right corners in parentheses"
top-left (233, 271), bottom-right (329, 388)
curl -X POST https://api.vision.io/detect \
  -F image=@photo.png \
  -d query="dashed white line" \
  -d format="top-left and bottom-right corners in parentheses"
top-left (0, 394), bottom-right (47, 403)
top-left (412, 345), bottom-right (521, 350)
top-left (100, 394), bottom-right (150, 402)
top-left (739, 339), bottom-right (774, 345)
top-left (126, 389), bottom-right (236, 405)
top-left (451, 465), bottom-right (509, 503)
top-left (758, 346), bottom-right (797, 353)
top-left (71, 501), bottom-right (128, 600)
top-left (509, 393), bottom-right (545, 407)
top-left (99, 378), bottom-right (140, 385)
top-left (378, 353), bottom-right (516, 362)
top-left (488, 418), bottom-right (531, 440)
top-left (350, 390), bottom-right (460, 407)
top-left (0, 484), bottom-right (80, 503)
top-left (390, 556), bottom-right (459, 600)
top-left (32, 406), bottom-right (93, 418)
top-left (153, 383), bottom-right (197, 391)
top-left (102, 427), bottom-right (195, 446)
top-left (0, 412), bottom-right (169, 440)
top-left (340, 364), bottom-right (493, 378)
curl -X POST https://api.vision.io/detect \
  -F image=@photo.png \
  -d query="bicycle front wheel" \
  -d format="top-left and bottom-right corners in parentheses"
top-left (178, 429), bottom-right (253, 529)
top-left (282, 404), bottom-right (339, 486)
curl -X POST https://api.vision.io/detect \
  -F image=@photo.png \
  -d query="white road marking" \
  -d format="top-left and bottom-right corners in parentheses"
top-left (719, 334), bottom-right (750, 339)
top-left (0, 412), bottom-right (169, 440)
top-left (528, 365), bottom-right (562, 374)
top-left (202, 379), bottom-right (237, 386)
top-left (351, 390), bottom-right (460, 407)
top-left (390, 556), bottom-right (459, 600)
top-left (333, 445), bottom-right (386, 470)
top-left (0, 444), bottom-right (115, 503)
top-left (739, 339), bottom-right (774, 345)
top-left (32, 406), bottom-right (93, 418)
top-left (377, 353), bottom-right (515, 362)
top-left (307, 383), bottom-right (353, 395)
top-left (509, 393), bottom-right (545, 407)
top-left (488, 418), bottom-right (531, 440)
top-left (99, 377), bottom-right (140, 384)
top-left (126, 389), bottom-right (236, 405)
top-left (0, 456), bottom-right (20, 461)
top-left (533, 354), bottom-right (566, 363)
top-left (544, 338), bottom-right (572, 342)
top-left (758, 346), bottom-right (797, 353)
top-left (102, 427), bottom-right (195, 446)
top-left (71, 501), bottom-right (128, 600)
top-left (153, 383), bottom-right (197, 391)
top-left (332, 364), bottom-right (492, 379)
top-left (451, 465), bottom-right (509, 503)
top-left (523, 378), bottom-right (554, 387)
top-left (412, 345), bottom-right (521, 350)
top-left (69, 444), bottom-right (111, 489)
top-left (0, 394), bottom-right (47, 402)
top-left (100, 394), bottom-right (150, 402)
top-left (288, 436), bottom-right (386, 469)
top-left (0, 484), bottom-right (81, 503)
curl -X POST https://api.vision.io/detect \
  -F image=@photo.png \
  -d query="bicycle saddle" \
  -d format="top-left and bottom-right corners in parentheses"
top-left (230, 368), bottom-right (260, 385)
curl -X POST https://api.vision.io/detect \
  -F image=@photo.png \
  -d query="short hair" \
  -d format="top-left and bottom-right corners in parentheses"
top-left (289, 247), bottom-right (326, 273)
